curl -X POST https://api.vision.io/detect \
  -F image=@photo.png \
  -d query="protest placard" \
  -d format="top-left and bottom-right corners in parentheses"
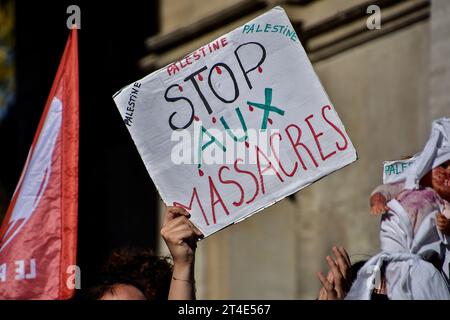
top-left (113, 6), bottom-right (357, 237)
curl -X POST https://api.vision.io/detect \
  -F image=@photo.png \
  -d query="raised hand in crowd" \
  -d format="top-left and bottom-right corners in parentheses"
top-left (161, 206), bottom-right (204, 300)
top-left (316, 246), bottom-right (352, 300)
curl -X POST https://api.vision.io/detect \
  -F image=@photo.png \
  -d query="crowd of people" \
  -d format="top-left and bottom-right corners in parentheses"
top-left (89, 118), bottom-right (450, 300)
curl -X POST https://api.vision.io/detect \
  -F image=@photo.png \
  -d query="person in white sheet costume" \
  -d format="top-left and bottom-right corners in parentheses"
top-left (347, 118), bottom-right (450, 300)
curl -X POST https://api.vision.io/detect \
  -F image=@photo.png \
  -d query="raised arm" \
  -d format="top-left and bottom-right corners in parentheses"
top-left (161, 206), bottom-right (203, 300)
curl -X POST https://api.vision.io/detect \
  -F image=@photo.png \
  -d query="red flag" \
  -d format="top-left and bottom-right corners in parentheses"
top-left (0, 28), bottom-right (79, 299)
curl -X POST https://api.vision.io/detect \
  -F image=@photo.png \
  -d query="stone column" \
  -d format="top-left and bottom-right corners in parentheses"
top-left (429, 0), bottom-right (450, 120)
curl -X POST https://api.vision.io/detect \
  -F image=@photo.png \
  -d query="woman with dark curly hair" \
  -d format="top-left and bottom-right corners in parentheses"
top-left (87, 247), bottom-right (173, 300)
top-left (88, 206), bottom-right (203, 300)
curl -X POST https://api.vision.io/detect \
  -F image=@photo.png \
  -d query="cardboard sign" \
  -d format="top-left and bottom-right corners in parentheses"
top-left (113, 7), bottom-right (357, 237)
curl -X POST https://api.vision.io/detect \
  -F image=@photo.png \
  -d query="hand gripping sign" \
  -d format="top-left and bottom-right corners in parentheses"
top-left (113, 7), bottom-right (357, 237)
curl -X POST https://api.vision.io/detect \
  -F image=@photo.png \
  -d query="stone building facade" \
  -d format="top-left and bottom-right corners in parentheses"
top-left (149, 0), bottom-right (449, 299)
